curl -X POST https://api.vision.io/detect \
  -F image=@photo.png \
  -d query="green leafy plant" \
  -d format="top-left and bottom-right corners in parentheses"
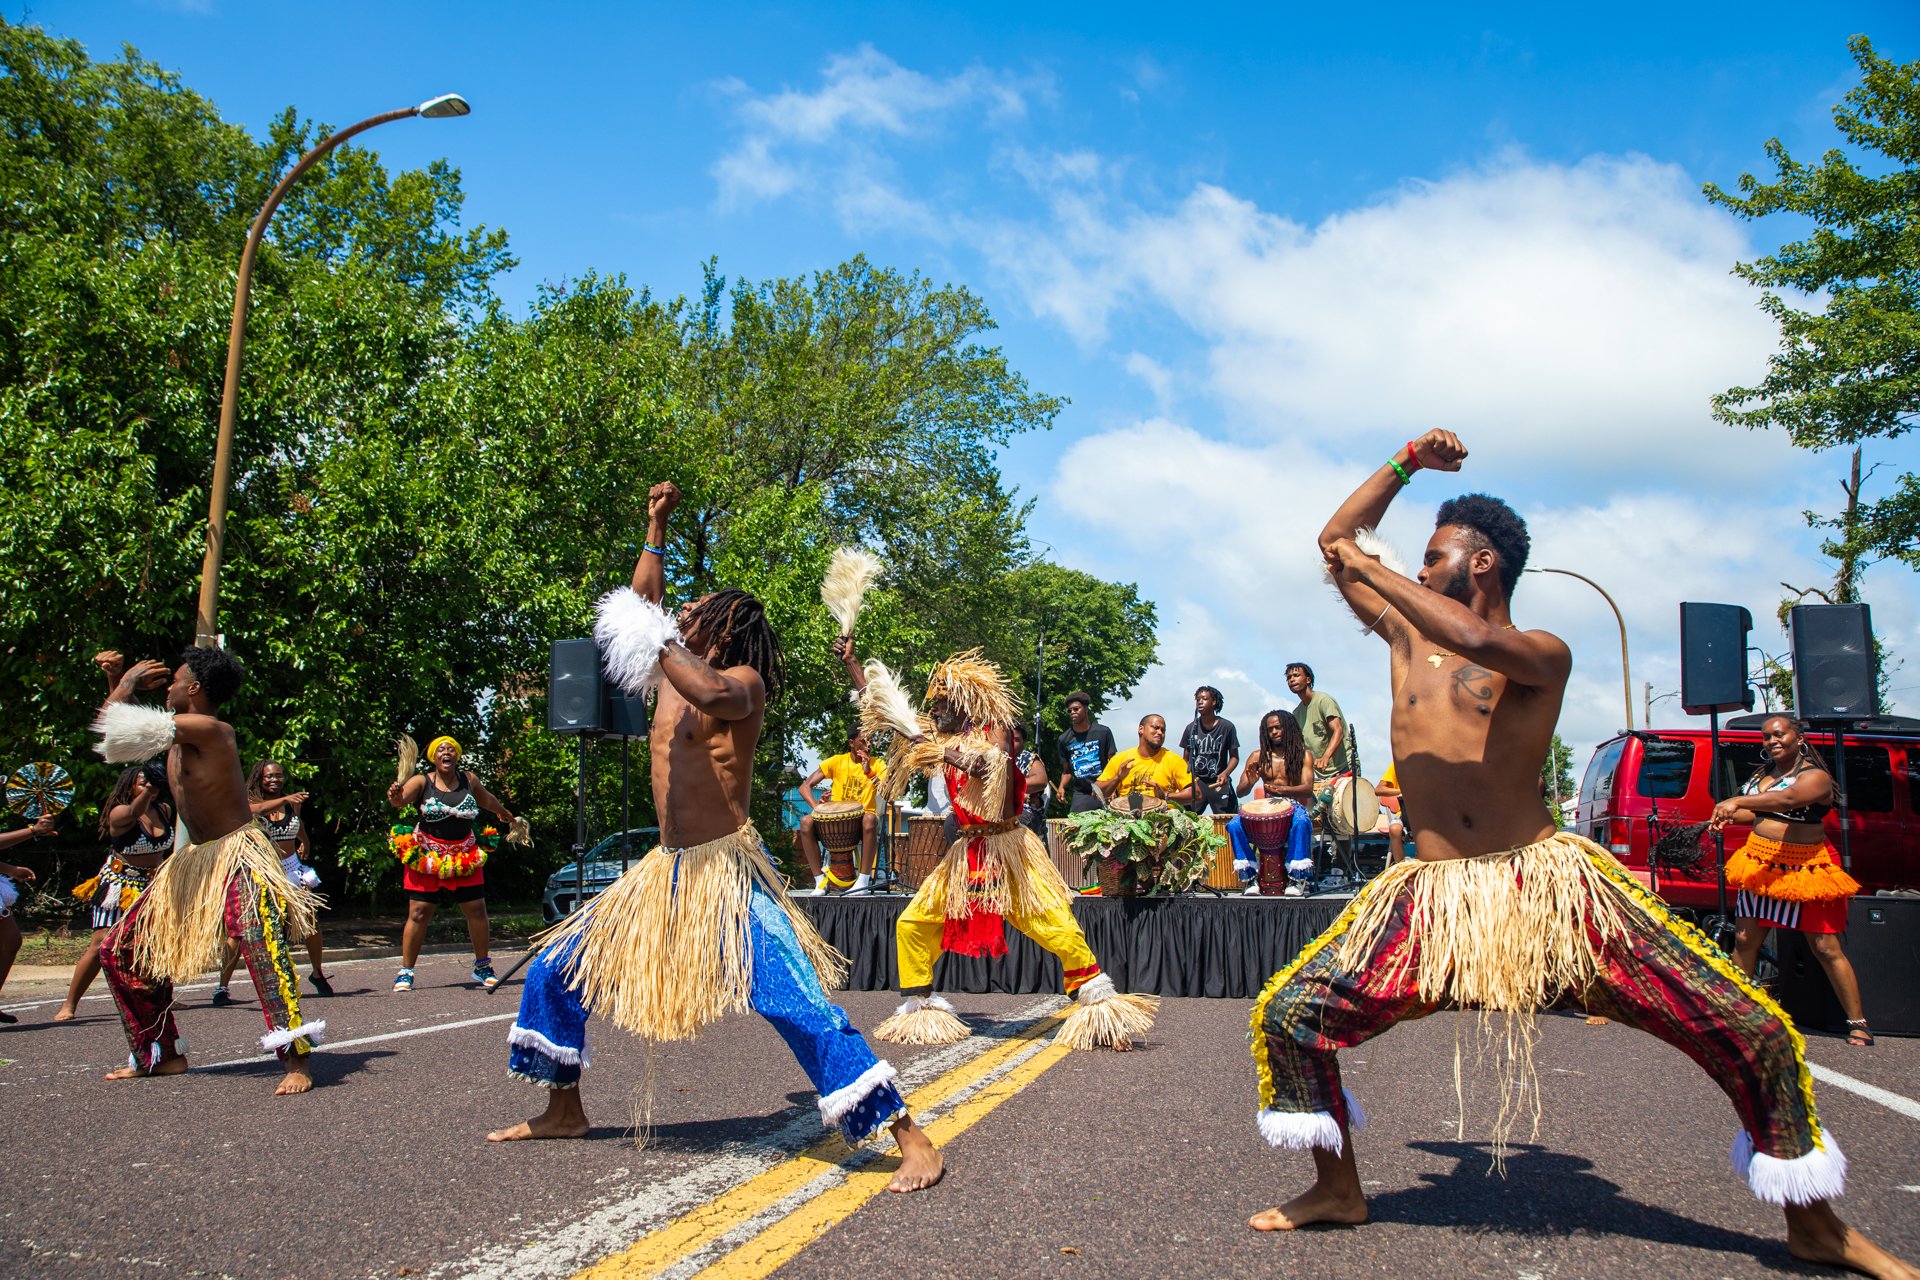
top-left (1062, 802), bottom-right (1223, 893)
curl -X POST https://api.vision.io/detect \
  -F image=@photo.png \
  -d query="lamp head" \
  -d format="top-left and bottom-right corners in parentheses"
top-left (417, 94), bottom-right (471, 119)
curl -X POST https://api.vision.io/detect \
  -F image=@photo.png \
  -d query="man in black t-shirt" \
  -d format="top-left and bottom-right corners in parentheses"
top-left (1055, 691), bottom-right (1116, 814)
top-left (1180, 685), bottom-right (1241, 815)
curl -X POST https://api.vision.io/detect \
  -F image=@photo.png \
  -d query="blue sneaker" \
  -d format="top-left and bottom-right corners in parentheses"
top-left (392, 968), bottom-right (415, 992)
top-left (471, 961), bottom-right (498, 990)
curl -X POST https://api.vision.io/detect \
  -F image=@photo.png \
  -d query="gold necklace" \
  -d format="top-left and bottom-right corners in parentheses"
top-left (1427, 624), bottom-right (1518, 667)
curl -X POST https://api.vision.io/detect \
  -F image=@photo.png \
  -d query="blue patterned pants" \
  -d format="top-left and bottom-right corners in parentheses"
top-left (509, 883), bottom-right (908, 1146)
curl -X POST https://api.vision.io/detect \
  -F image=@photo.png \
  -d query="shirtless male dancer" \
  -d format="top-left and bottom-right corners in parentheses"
top-left (93, 648), bottom-right (323, 1096)
top-left (1247, 429), bottom-right (1912, 1279)
top-left (487, 482), bottom-right (941, 1193)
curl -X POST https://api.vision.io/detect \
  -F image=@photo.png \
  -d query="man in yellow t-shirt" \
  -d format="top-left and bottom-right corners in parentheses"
top-left (797, 728), bottom-right (887, 894)
top-left (1095, 714), bottom-right (1196, 806)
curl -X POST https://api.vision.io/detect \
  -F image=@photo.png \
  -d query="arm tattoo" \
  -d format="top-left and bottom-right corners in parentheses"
top-left (1451, 664), bottom-right (1497, 702)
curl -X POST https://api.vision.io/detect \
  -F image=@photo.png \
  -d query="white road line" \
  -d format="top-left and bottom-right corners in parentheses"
top-left (440, 995), bottom-right (1067, 1280)
top-left (1809, 1062), bottom-right (1920, 1123)
top-left (195, 1011), bottom-right (519, 1071)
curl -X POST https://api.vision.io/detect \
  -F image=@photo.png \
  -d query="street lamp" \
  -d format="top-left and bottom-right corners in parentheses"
top-left (192, 94), bottom-right (472, 647)
top-left (1526, 566), bottom-right (1634, 731)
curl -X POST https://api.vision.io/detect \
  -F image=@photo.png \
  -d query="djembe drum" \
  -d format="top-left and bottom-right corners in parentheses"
top-left (812, 800), bottom-right (866, 889)
top-left (1325, 775), bottom-right (1380, 842)
top-left (1238, 796), bottom-right (1296, 896)
top-left (1206, 812), bottom-right (1240, 891)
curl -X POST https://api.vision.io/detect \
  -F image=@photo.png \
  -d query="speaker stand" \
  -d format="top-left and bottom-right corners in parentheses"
top-left (1707, 708), bottom-right (1733, 952)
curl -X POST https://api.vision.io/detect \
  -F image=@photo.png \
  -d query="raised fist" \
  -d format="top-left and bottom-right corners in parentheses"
top-left (1409, 429), bottom-right (1467, 472)
top-left (647, 481), bottom-right (681, 523)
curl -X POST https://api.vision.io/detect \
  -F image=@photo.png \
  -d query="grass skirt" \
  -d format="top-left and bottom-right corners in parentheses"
top-left (921, 824), bottom-right (1073, 931)
top-left (127, 825), bottom-right (321, 983)
top-left (534, 824), bottom-right (848, 1042)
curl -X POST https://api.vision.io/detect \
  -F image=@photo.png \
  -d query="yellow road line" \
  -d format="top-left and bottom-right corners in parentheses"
top-left (573, 1013), bottom-right (1069, 1280)
top-left (693, 1033), bottom-right (1076, 1279)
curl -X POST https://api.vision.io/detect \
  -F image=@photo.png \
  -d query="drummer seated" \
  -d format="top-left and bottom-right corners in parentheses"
top-left (1093, 715), bottom-right (1196, 808)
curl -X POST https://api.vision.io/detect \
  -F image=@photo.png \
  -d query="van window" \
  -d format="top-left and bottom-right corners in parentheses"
top-left (1834, 745), bottom-right (1894, 813)
top-left (1636, 739), bottom-right (1696, 799)
top-left (1580, 739), bottom-right (1626, 807)
top-left (1719, 742), bottom-right (1766, 802)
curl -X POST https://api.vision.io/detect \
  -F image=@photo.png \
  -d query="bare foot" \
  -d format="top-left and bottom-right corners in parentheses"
top-left (1250, 1185), bottom-right (1369, 1231)
top-left (487, 1112), bottom-right (591, 1142)
top-left (53, 1006), bottom-right (77, 1022)
top-left (886, 1118), bottom-right (944, 1193)
top-left (276, 1064), bottom-right (315, 1096)
top-left (1787, 1203), bottom-right (1920, 1279)
top-left (105, 1054), bottom-right (188, 1081)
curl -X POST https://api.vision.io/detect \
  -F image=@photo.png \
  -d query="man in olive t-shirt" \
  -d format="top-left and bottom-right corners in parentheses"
top-left (1286, 662), bottom-right (1353, 780)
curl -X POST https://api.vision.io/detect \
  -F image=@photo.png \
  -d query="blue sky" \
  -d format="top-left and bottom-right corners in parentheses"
top-left (27, 1), bottom-right (1920, 767)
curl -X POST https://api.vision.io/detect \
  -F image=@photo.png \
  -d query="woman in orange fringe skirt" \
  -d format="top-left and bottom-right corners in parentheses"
top-left (1711, 715), bottom-right (1872, 1047)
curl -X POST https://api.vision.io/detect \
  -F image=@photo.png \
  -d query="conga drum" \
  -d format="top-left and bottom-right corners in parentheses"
top-left (898, 814), bottom-right (948, 890)
top-left (1325, 775), bottom-right (1380, 842)
top-left (1206, 813), bottom-right (1240, 890)
top-left (1239, 796), bottom-right (1295, 896)
top-left (812, 800), bottom-right (865, 887)
top-left (1046, 816), bottom-right (1092, 890)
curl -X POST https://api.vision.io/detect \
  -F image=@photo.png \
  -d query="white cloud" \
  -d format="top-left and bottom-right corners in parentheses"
top-left (712, 45), bottom-right (1044, 211)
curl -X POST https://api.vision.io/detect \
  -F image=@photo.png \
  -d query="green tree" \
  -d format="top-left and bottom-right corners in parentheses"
top-left (1704, 35), bottom-right (1920, 572)
top-left (1541, 733), bottom-right (1576, 810)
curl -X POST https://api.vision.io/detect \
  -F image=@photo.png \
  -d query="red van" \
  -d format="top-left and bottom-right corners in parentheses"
top-left (1574, 714), bottom-right (1920, 912)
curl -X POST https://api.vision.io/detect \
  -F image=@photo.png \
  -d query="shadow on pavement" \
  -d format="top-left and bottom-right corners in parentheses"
top-left (1372, 1140), bottom-right (1807, 1271)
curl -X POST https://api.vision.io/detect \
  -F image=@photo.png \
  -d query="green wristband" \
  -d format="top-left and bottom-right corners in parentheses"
top-left (1387, 458), bottom-right (1412, 486)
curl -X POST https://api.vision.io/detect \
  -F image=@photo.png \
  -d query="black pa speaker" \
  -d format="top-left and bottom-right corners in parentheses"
top-left (1680, 602), bottom-right (1754, 716)
top-left (1790, 604), bottom-right (1878, 720)
top-left (606, 692), bottom-right (650, 739)
top-left (547, 638), bottom-right (607, 734)
top-left (1774, 896), bottom-right (1920, 1036)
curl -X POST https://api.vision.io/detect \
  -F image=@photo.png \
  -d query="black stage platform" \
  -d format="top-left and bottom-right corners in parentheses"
top-left (792, 893), bottom-right (1347, 1000)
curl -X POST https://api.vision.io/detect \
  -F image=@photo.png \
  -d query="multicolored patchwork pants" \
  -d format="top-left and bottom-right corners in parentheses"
top-left (1252, 841), bottom-right (1844, 1206)
top-left (101, 865), bottom-right (319, 1069)
top-left (510, 881), bottom-right (909, 1147)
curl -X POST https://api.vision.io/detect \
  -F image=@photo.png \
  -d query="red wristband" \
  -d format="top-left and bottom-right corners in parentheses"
top-left (1403, 441), bottom-right (1424, 473)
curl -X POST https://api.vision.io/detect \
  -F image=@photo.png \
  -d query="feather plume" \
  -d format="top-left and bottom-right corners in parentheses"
top-left (594, 588), bottom-right (682, 695)
top-left (1323, 525), bottom-right (1411, 585)
top-left (92, 702), bottom-right (177, 763)
top-left (506, 816), bottom-right (533, 847)
top-left (821, 547), bottom-right (883, 636)
top-left (858, 660), bottom-right (921, 740)
top-left (395, 733), bottom-right (418, 783)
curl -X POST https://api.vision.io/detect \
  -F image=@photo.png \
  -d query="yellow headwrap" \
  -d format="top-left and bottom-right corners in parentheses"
top-left (426, 735), bottom-right (462, 763)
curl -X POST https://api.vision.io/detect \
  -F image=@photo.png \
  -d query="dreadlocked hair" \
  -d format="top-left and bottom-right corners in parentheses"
top-left (1256, 709), bottom-right (1307, 784)
top-left (684, 589), bottom-right (786, 704)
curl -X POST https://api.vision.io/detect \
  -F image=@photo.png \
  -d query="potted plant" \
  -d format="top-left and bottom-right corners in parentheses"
top-left (1063, 796), bottom-right (1223, 897)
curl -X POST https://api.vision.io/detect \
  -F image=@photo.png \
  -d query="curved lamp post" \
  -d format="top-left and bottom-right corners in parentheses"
top-left (1526, 566), bottom-right (1633, 731)
top-left (193, 93), bottom-right (472, 647)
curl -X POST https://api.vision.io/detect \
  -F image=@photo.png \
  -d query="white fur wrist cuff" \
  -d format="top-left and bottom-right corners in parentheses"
top-left (594, 588), bottom-right (682, 695)
top-left (93, 702), bottom-right (178, 763)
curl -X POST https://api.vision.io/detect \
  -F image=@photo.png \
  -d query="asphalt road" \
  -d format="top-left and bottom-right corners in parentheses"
top-left (1, 948), bottom-right (1915, 1279)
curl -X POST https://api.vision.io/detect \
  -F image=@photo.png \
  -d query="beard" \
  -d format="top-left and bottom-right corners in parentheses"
top-left (1435, 562), bottom-right (1474, 604)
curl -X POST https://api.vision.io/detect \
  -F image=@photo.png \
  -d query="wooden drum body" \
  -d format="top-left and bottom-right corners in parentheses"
top-left (1240, 796), bottom-right (1295, 896)
top-left (812, 800), bottom-right (865, 883)
top-left (896, 814), bottom-right (948, 890)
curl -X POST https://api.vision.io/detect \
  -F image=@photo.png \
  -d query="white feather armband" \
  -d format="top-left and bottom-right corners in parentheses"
top-left (593, 588), bottom-right (682, 695)
top-left (858, 660), bottom-right (922, 739)
top-left (93, 702), bottom-right (178, 763)
top-left (1321, 526), bottom-right (1410, 583)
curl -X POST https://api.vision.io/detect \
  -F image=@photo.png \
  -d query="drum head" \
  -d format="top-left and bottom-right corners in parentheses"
top-left (813, 800), bottom-right (865, 819)
top-left (1241, 796), bottom-right (1294, 817)
top-left (1327, 776), bottom-right (1380, 838)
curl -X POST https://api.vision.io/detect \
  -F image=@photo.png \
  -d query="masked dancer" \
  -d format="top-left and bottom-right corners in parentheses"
top-left (1245, 429), bottom-right (1912, 1280)
top-left (487, 482), bottom-right (941, 1192)
top-left (1714, 715), bottom-right (1872, 1047)
top-left (386, 738), bottom-right (517, 992)
top-left (842, 637), bottom-right (1157, 1051)
top-left (215, 761), bottom-right (331, 1003)
top-left (91, 648), bottom-right (324, 1095)
top-left (56, 763), bottom-right (173, 1022)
